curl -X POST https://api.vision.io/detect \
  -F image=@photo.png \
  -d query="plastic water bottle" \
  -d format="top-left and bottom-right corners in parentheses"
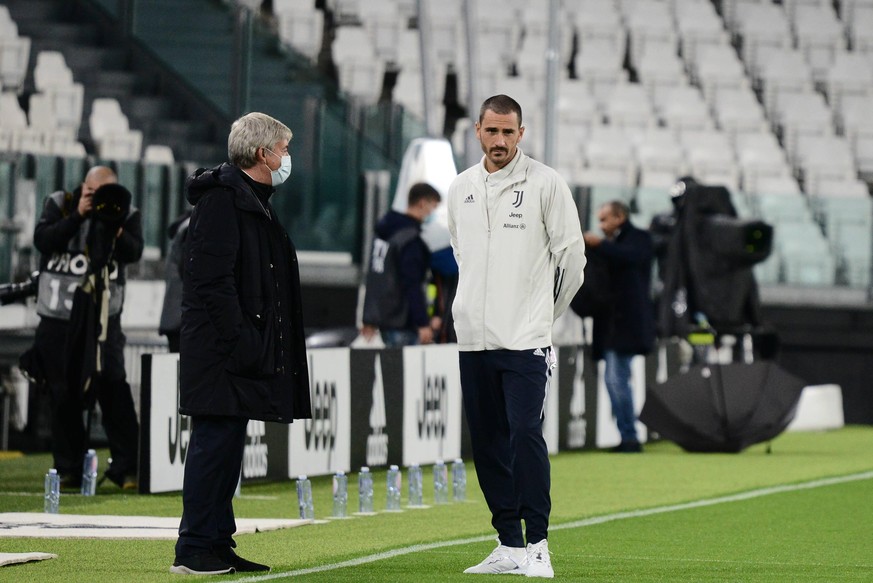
top-left (433, 460), bottom-right (449, 505)
top-left (452, 458), bottom-right (467, 502)
top-left (332, 471), bottom-right (348, 518)
top-left (358, 466), bottom-right (374, 513)
top-left (386, 465), bottom-right (402, 511)
top-left (234, 472), bottom-right (242, 498)
top-left (296, 475), bottom-right (314, 520)
top-left (81, 449), bottom-right (98, 496)
top-left (407, 463), bottom-right (423, 507)
top-left (44, 469), bottom-right (60, 514)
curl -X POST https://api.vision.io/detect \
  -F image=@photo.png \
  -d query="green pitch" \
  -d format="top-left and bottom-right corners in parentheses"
top-left (1, 426), bottom-right (871, 582)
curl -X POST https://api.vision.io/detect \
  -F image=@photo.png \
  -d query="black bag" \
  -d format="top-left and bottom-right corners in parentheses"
top-left (362, 226), bottom-right (420, 329)
top-left (570, 246), bottom-right (612, 318)
top-left (18, 345), bottom-right (45, 386)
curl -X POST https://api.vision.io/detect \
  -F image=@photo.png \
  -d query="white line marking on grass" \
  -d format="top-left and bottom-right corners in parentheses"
top-left (550, 470), bottom-right (873, 532)
top-left (230, 470), bottom-right (873, 582)
top-left (0, 492), bottom-right (45, 497)
top-left (567, 553), bottom-right (873, 570)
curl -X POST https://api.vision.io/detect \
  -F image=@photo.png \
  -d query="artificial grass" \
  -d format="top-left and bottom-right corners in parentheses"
top-left (1, 426), bottom-right (871, 582)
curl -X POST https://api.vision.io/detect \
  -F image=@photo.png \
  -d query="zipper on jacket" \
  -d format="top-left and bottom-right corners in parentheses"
top-left (483, 181), bottom-right (492, 346)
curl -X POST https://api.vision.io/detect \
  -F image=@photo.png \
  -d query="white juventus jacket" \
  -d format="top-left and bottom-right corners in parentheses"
top-left (448, 149), bottom-right (586, 352)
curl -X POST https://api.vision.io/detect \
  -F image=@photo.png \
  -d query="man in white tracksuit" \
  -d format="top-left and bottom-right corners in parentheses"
top-left (448, 94), bottom-right (586, 579)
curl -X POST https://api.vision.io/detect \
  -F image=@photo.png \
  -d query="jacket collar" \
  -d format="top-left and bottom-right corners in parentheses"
top-left (475, 148), bottom-right (529, 193)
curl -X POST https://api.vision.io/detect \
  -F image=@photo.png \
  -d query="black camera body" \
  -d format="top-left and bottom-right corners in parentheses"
top-left (92, 183), bottom-right (132, 228)
top-left (0, 271), bottom-right (39, 305)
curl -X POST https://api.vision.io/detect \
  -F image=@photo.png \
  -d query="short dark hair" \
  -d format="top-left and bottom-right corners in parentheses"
top-left (408, 182), bottom-right (441, 206)
top-left (479, 94), bottom-right (523, 126)
top-left (603, 200), bottom-right (630, 220)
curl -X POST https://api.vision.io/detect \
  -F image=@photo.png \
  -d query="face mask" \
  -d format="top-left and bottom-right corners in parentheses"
top-left (423, 213), bottom-right (435, 224)
top-left (265, 148), bottom-right (292, 186)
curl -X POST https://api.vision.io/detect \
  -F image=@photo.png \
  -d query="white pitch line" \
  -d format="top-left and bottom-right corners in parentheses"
top-left (0, 492), bottom-right (45, 497)
top-left (230, 470), bottom-right (873, 583)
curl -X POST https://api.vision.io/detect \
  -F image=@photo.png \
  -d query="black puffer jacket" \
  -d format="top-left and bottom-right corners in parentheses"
top-left (179, 163), bottom-right (311, 422)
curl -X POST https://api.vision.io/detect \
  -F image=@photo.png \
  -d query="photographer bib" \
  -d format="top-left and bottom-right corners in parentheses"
top-left (36, 191), bottom-right (125, 321)
top-left (36, 252), bottom-right (123, 320)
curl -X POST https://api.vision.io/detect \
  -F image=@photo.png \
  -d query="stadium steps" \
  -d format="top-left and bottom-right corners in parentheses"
top-left (1, 0), bottom-right (227, 163)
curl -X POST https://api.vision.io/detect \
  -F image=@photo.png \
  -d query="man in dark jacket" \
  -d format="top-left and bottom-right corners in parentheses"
top-left (583, 200), bottom-right (655, 453)
top-left (32, 165), bottom-right (143, 490)
top-left (360, 182), bottom-right (441, 346)
top-left (172, 112), bottom-right (312, 575)
top-left (158, 210), bottom-right (190, 352)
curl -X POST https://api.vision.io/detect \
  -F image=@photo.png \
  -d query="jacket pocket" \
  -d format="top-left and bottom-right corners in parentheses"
top-left (226, 308), bottom-right (277, 378)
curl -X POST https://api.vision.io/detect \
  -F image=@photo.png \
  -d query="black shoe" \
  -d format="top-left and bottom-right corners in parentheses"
top-left (611, 441), bottom-right (643, 453)
top-left (99, 471), bottom-right (138, 490)
top-left (215, 547), bottom-right (271, 572)
top-left (59, 473), bottom-right (81, 492)
top-left (170, 552), bottom-right (235, 575)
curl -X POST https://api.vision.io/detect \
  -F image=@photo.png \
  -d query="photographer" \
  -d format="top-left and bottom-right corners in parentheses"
top-left (32, 165), bottom-right (143, 490)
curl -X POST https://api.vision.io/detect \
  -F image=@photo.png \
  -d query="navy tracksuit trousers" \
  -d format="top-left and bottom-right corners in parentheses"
top-left (459, 349), bottom-right (551, 548)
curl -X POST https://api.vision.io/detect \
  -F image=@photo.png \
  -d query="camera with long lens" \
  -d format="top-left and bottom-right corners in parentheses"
top-left (0, 271), bottom-right (39, 305)
top-left (91, 183), bottom-right (131, 228)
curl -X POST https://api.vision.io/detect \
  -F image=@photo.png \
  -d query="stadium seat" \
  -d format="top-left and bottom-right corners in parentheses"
top-left (603, 82), bottom-right (656, 131)
top-left (692, 44), bottom-right (749, 103)
top-left (571, 0), bottom-right (627, 59)
top-left (89, 97), bottom-right (129, 142)
top-left (33, 51), bottom-right (74, 91)
top-left (635, 128), bottom-right (686, 183)
top-left (825, 51), bottom-right (873, 114)
top-left (516, 4), bottom-right (574, 80)
top-left (0, 91), bottom-right (27, 151)
top-left (842, 0), bottom-right (873, 23)
top-left (272, 0), bottom-right (318, 11)
top-left (575, 38), bottom-right (628, 103)
top-left (143, 144), bottom-right (175, 164)
top-left (657, 85), bottom-right (714, 133)
top-left (674, 0), bottom-right (729, 70)
top-left (392, 29), bottom-right (422, 73)
top-left (756, 48), bottom-right (814, 116)
top-left (711, 87), bottom-right (768, 142)
top-left (852, 136), bottom-right (873, 179)
top-left (99, 129), bottom-right (144, 161)
top-left (276, 6), bottom-right (324, 62)
top-left (775, 92), bottom-right (835, 164)
top-left (791, 4), bottom-right (846, 83)
top-left (392, 68), bottom-right (426, 118)
top-left (793, 135), bottom-right (857, 191)
top-left (733, 2), bottom-right (793, 81)
top-left (636, 44), bottom-right (688, 105)
top-left (847, 7), bottom-right (873, 52)
top-left (0, 34), bottom-right (30, 92)
top-left (736, 132), bottom-right (793, 193)
top-left (622, 0), bottom-right (678, 72)
top-left (557, 78), bottom-right (600, 126)
top-left (332, 27), bottom-right (385, 105)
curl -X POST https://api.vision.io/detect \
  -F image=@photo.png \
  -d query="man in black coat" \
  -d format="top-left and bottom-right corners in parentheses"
top-left (172, 112), bottom-right (312, 575)
top-left (583, 200), bottom-right (655, 453)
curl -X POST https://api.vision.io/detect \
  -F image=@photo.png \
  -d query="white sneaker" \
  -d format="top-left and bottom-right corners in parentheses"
top-left (525, 539), bottom-right (553, 578)
top-left (464, 541), bottom-right (528, 575)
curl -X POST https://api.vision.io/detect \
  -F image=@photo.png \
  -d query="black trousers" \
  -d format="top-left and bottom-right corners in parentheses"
top-left (175, 415), bottom-right (247, 559)
top-left (34, 316), bottom-right (139, 479)
top-left (459, 349), bottom-right (552, 547)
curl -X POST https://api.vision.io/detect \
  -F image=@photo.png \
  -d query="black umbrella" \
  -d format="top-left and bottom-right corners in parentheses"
top-left (640, 361), bottom-right (806, 453)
